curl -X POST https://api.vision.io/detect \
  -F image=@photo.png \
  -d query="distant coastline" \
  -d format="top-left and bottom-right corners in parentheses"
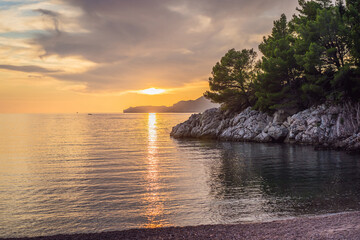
top-left (123, 96), bottom-right (219, 113)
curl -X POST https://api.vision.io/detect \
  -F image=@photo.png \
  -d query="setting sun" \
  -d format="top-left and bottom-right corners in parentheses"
top-left (139, 88), bottom-right (166, 95)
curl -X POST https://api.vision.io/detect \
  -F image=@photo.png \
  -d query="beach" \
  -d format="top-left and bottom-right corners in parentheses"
top-left (5, 211), bottom-right (360, 240)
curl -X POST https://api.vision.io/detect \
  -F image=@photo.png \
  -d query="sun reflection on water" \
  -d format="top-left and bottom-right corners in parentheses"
top-left (143, 113), bottom-right (166, 228)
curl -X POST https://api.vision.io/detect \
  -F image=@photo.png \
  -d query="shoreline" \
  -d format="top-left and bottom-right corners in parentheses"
top-left (176, 136), bottom-right (360, 154)
top-left (3, 211), bottom-right (360, 240)
top-left (170, 104), bottom-right (360, 153)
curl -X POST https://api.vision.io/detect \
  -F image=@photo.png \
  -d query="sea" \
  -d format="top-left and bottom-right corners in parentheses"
top-left (0, 113), bottom-right (360, 238)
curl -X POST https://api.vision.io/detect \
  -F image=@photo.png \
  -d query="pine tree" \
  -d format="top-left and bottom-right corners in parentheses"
top-left (202, 0), bottom-right (360, 111)
top-left (346, 0), bottom-right (360, 66)
top-left (254, 14), bottom-right (300, 113)
top-left (292, 1), bottom-right (349, 104)
top-left (204, 49), bottom-right (259, 111)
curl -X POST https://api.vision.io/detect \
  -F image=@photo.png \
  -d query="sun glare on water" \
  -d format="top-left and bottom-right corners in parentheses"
top-left (139, 88), bottom-right (166, 95)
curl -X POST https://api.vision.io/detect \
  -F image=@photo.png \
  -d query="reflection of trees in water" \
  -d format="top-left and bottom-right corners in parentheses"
top-left (204, 141), bottom-right (360, 219)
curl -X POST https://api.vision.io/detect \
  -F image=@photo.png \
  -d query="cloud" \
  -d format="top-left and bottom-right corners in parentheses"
top-left (34, 8), bottom-right (59, 18)
top-left (9, 0), bottom-right (300, 92)
top-left (34, 8), bottom-right (61, 34)
top-left (0, 64), bottom-right (60, 73)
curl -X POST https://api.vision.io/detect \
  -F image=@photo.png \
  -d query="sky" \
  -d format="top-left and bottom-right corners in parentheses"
top-left (0, 0), bottom-right (299, 113)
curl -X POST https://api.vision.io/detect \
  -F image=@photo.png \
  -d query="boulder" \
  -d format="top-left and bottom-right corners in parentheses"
top-left (266, 124), bottom-right (289, 142)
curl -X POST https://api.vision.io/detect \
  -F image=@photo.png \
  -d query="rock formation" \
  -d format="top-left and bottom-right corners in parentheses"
top-left (170, 103), bottom-right (360, 152)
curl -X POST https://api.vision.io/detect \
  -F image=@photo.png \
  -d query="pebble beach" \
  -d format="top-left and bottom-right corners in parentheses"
top-left (4, 211), bottom-right (360, 240)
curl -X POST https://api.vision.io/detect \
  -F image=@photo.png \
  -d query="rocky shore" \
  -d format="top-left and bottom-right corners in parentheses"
top-left (170, 103), bottom-right (360, 152)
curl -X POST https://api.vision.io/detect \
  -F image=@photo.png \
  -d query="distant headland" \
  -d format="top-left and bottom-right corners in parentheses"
top-left (123, 96), bottom-right (219, 113)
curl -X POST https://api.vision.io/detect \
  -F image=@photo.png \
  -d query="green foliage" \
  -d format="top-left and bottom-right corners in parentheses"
top-left (294, 4), bottom-right (348, 71)
top-left (254, 14), bottom-right (301, 113)
top-left (292, 0), bottom-right (351, 105)
top-left (204, 48), bottom-right (259, 111)
top-left (346, 0), bottom-right (360, 66)
top-left (315, 0), bottom-right (332, 8)
top-left (331, 67), bottom-right (360, 102)
top-left (204, 0), bottom-right (360, 113)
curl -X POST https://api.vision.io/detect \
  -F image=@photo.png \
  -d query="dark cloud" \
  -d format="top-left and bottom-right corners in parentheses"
top-left (0, 64), bottom-right (60, 73)
top-left (32, 0), bottom-right (299, 92)
top-left (34, 8), bottom-right (61, 34)
top-left (34, 9), bottom-right (59, 18)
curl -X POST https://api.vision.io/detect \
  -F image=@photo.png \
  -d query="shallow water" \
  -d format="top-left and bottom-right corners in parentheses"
top-left (0, 113), bottom-right (359, 238)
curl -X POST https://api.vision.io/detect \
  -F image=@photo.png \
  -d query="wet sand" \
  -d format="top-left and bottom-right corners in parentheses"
top-left (4, 211), bottom-right (360, 240)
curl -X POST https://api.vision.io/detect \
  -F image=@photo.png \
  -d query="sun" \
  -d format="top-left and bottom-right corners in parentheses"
top-left (139, 88), bottom-right (166, 95)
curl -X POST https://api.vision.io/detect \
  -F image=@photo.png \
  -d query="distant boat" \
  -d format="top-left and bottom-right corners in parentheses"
top-left (88, 113), bottom-right (92, 115)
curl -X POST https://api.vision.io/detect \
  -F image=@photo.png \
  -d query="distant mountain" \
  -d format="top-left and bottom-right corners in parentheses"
top-left (123, 106), bottom-right (168, 113)
top-left (123, 96), bottom-right (219, 113)
top-left (168, 96), bottom-right (220, 112)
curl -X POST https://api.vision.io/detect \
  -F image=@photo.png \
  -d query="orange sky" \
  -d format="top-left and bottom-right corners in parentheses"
top-left (0, 0), bottom-right (298, 113)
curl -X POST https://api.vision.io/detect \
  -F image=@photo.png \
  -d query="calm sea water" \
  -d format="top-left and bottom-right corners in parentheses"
top-left (0, 113), bottom-right (360, 238)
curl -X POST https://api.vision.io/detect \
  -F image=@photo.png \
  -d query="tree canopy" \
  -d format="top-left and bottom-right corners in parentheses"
top-left (204, 48), bottom-right (259, 111)
top-left (254, 14), bottom-right (300, 112)
top-left (204, 0), bottom-right (360, 113)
